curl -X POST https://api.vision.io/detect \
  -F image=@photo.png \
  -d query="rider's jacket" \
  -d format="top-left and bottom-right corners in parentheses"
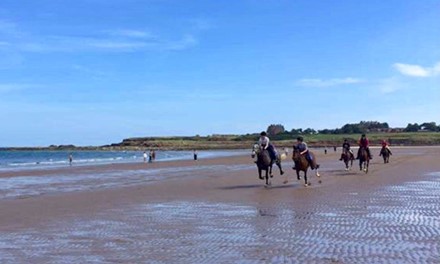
top-left (297, 142), bottom-right (308, 153)
top-left (342, 142), bottom-right (350, 150)
top-left (358, 138), bottom-right (369, 148)
top-left (258, 136), bottom-right (270, 149)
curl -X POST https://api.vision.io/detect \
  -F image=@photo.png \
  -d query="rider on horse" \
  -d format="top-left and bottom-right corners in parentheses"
top-left (258, 131), bottom-right (278, 161)
top-left (294, 136), bottom-right (317, 169)
top-left (356, 134), bottom-right (372, 160)
top-left (339, 139), bottom-right (354, 160)
top-left (381, 139), bottom-right (392, 155)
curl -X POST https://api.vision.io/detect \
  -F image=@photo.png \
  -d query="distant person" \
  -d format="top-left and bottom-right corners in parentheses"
top-left (149, 150), bottom-right (153, 163)
top-left (193, 149), bottom-right (198, 161)
top-left (381, 139), bottom-right (392, 155)
top-left (324, 147), bottom-right (327, 155)
top-left (333, 146), bottom-right (337, 152)
top-left (356, 134), bottom-right (372, 159)
top-left (143, 151), bottom-right (147, 163)
top-left (69, 153), bottom-right (73, 166)
top-left (339, 139), bottom-right (354, 160)
top-left (152, 150), bottom-right (156, 160)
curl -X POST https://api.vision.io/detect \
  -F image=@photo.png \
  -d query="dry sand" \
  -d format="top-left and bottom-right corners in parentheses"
top-left (0, 147), bottom-right (439, 263)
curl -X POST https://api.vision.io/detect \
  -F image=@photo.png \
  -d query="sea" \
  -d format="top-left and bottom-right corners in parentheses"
top-left (0, 149), bottom-right (248, 172)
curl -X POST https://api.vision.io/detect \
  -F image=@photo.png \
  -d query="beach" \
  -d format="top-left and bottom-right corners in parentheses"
top-left (0, 146), bottom-right (439, 263)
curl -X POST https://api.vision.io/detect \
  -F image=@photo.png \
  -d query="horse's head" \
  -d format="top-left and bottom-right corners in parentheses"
top-left (292, 145), bottom-right (301, 160)
top-left (256, 147), bottom-right (271, 167)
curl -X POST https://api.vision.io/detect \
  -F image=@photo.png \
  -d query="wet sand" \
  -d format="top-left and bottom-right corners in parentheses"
top-left (0, 147), bottom-right (440, 263)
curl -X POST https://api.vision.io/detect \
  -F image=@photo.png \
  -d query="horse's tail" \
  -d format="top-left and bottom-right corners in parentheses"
top-left (309, 152), bottom-right (318, 169)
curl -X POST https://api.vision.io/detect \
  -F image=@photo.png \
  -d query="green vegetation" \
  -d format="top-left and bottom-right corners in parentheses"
top-left (2, 121), bottom-right (439, 151)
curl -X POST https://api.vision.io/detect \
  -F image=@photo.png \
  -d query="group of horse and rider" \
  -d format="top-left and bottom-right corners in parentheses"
top-left (253, 131), bottom-right (320, 187)
top-left (253, 132), bottom-right (393, 186)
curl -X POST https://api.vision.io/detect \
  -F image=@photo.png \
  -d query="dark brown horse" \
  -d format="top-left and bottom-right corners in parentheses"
top-left (379, 147), bottom-right (391, 163)
top-left (288, 146), bottom-right (320, 187)
top-left (254, 146), bottom-right (284, 186)
top-left (341, 149), bottom-right (354, 170)
top-left (358, 147), bottom-right (370, 173)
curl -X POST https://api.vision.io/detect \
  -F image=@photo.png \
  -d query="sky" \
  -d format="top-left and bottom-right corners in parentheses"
top-left (0, 0), bottom-right (439, 147)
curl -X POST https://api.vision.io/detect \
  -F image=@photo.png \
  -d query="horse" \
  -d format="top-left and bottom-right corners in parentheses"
top-left (289, 146), bottom-right (320, 187)
top-left (379, 147), bottom-right (391, 164)
top-left (341, 148), bottom-right (354, 170)
top-left (254, 146), bottom-right (284, 186)
top-left (358, 147), bottom-right (370, 173)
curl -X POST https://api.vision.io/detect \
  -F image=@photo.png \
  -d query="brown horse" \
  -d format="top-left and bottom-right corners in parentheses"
top-left (288, 146), bottom-right (320, 187)
top-left (358, 147), bottom-right (370, 173)
top-left (379, 147), bottom-right (391, 163)
top-left (341, 149), bottom-right (354, 170)
top-left (254, 146), bottom-right (284, 186)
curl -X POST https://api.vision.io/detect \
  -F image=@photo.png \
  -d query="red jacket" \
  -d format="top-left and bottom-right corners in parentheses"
top-left (359, 138), bottom-right (369, 147)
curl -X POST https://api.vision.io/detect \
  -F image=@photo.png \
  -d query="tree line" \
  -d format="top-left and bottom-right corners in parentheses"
top-left (265, 121), bottom-right (439, 137)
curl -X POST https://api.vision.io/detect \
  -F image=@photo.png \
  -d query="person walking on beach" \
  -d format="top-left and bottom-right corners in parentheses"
top-left (193, 149), bottom-right (198, 161)
top-left (68, 153), bottom-right (73, 166)
top-left (284, 147), bottom-right (289, 156)
top-left (152, 150), bottom-right (156, 161)
top-left (143, 151), bottom-right (147, 163)
top-left (149, 150), bottom-right (153, 163)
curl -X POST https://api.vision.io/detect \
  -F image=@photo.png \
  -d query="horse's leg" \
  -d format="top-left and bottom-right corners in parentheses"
top-left (266, 169), bottom-right (269, 185)
top-left (269, 164), bottom-right (273, 178)
top-left (296, 170), bottom-right (301, 180)
top-left (258, 168), bottom-right (263, 180)
top-left (276, 159), bottom-right (284, 175)
top-left (304, 171), bottom-right (308, 186)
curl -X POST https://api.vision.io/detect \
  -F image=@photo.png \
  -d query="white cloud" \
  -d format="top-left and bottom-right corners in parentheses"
top-left (393, 62), bottom-right (440, 77)
top-left (15, 33), bottom-right (197, 53)
top-left (1, 19), bottom-right (199, 54)
top-left (376, 77), bottom-right (404, 94)
top-left (163, 34), bottom-right (197, 51)
top-left (296, 77), bottom-right (363, 87)
top-left (0, 83), bottom-right (35, 93)
top-left (105, 29), bottom-right (156, 39)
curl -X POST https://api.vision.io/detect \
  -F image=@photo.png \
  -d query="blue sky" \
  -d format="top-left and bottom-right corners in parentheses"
top-left (1, 0), bottom-right (439, 147)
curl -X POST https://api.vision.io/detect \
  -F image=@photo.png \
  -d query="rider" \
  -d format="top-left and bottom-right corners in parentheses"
top-left (356, 134), bottom-right (372, 160)
top-left (339, 139), bottom-right (354, 160)
top-left (295, 136), bottom-right (316, 169)
top-left (258, 131), bottom-right (278, 161)
top-left (381, 139), bottom-right (392, 155)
